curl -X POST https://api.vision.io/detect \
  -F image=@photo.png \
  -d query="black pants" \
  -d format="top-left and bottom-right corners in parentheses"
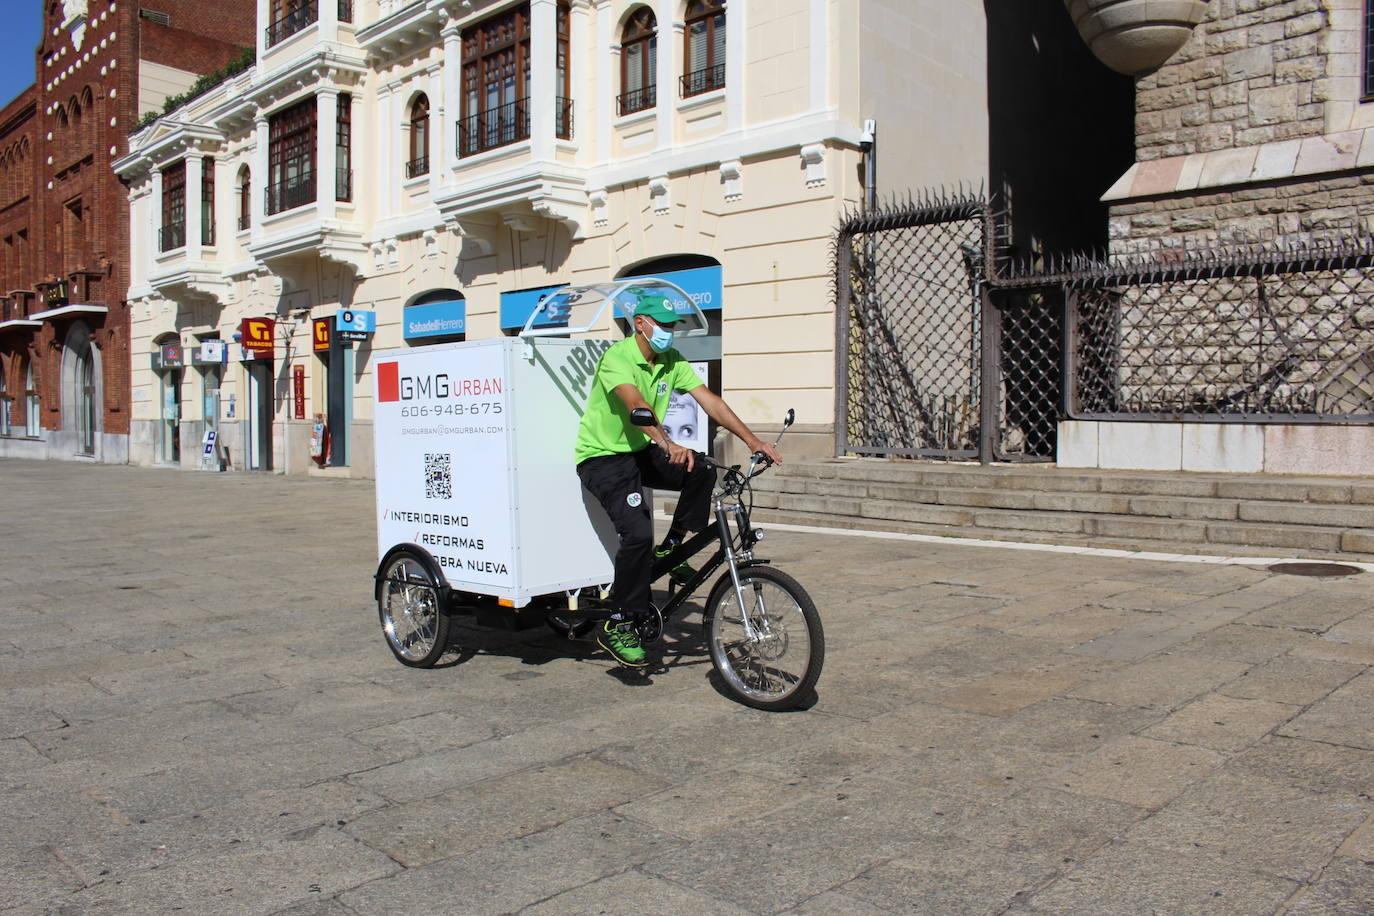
top-left (577, 447), bottom-right (714, 614)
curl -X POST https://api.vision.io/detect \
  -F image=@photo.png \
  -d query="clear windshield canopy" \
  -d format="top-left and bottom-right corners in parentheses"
top-left (519, 278), bottom-right (710, 338)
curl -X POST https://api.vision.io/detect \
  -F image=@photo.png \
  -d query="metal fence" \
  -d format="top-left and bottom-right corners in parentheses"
top-left (836, 193), bottom-right (1374, 463)
top-left (1058, 247), bottom-right (1374, 422)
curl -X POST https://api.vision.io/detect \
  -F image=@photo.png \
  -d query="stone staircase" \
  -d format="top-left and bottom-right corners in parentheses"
top-left (745, 458), bottom-right (1374, 560)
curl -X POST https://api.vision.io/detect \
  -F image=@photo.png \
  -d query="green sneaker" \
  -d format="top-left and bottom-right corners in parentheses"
top-left (655, 545), bottom-right (696, 585)
top-left (598, 620), bottom-right (648, 667)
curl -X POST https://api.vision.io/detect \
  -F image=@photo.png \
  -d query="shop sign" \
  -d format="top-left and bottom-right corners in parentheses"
top-left (193, 340), bottom-right (226, 365)
top-left (403, 299), bottom-right (466, 339)
top-left (150, 343), bottom-right (184, 370)
top-left (292, 365), bottom-right (306, 419)
top-left (241, 317), bottom-right (275, 355)
top-left (43, 281), bottom-right (69, 308)
top-left (313, 318), bottom-right (331, 352)
top-left (336, 308), bottom-right (376, 341)
top-left (500, 284), bottom-right (566, 330)
top-left (627, 266), bottom-right (722, 316)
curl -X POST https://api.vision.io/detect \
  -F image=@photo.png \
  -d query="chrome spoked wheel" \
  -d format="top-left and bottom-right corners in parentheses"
top-left (704, 567), bottom-right (824, 710)
top-left (378, 551), bottom-right (450, 668)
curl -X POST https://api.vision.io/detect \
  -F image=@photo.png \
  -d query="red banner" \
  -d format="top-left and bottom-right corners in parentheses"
top-left (292, 365), bottom-right (306, 420)
top-left (241, 317), bottom-right (275, 355)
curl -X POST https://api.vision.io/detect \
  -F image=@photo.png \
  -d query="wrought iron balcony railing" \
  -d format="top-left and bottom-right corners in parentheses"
top-left (680, 63), bottom-right (725, 98)
top-left (457, 98), bottom-right (530, 157)
top-left (265, 172), bottom-right (316, 215)
top-left (556, 96), bottom-right (573, 140)
top-left (159, 222), bottom-right (186, 252)
top-left (616, 85), bottom-right (656, 116)
top-left (406, 155), bottom-right (429, 178)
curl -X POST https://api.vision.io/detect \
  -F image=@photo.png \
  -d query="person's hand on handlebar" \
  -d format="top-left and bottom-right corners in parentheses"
top-left (747, 438), bottom-right (783, 467)
top-left (660, 437), bottom-right (696, 471)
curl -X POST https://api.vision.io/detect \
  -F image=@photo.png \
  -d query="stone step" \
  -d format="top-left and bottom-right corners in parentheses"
top-left (763, 459), bottom-right (1374, 506)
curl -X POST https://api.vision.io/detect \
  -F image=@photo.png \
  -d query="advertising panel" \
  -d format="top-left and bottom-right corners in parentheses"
top-left (374, 344), bottom-right (514, 592)
top-left (194, 340), bottom-right (226, 365)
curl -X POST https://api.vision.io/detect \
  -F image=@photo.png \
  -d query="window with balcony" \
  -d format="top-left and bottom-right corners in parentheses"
top-left (458, 2), bottom-right (571, 157)
top-left (266, 0), bottom-right (318, 48)
top-left (618, 7), bottom-right (657, 116)
top-left (267, 98), bottom-right (316, 215)
top-left (407, 94), bottom-right (430, 178)
top-left (337, 93), bottom-right (353, 202)
top-left (238, 166), bottom-right (251, 231)
top-left (201, 157), bottom-right (215, 246)
top-left (682, 0), bottom-right (725, 97)
top-left (160, 161), bottom-right (186, 251)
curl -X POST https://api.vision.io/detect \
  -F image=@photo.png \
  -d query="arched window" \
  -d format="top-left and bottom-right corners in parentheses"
top-left (682, 0), bottom-right (726, 97)
top-left (407, 94), bottom-right (430, 178)
top-left (237, 166), bottom-right (251, 231)
top-left (618, 7), bottom-right (657, 115)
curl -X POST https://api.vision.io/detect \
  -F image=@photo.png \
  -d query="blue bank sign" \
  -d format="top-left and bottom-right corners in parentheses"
top-left (404, 300), bottom-right (466, 340)
top-left (498, 266), bottom-right (723, 330)
top-left (500, 284), bottom-right (568, 330)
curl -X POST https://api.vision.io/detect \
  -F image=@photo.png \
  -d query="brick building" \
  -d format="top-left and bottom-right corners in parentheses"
top-left (0, 0), bottom-right (255, 461)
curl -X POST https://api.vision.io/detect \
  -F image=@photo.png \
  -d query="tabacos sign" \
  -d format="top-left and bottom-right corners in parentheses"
top-left (241, 317), bottom-right (275, 355)
top-left (313, 318), bottom-right (331, 352)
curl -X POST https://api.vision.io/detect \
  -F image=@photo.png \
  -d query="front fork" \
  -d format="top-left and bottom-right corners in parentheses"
top-left (715, 495), bottom-right (766, 642)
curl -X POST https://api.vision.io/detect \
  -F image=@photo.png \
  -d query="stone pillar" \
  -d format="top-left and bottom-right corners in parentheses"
top-left (725, 0), bottom-right (744, 130)
top-left (442, 17), bottom-right (462, 170)
top-left (317, 89), bottom-right (338, 221)
top-left (530, 0), bottom-right (556, 160)
top-left (252, 116), bottom-right (268, 239)
top-left (659, 14), bottom-right (678, 149)
top-left (569, 0), bottom-right (589, 148)
top-left (595, 0), bottom-right (612, 159)
top-left (377, 85), bottom-right (393, 217)
top-left (428, 64), bottom-right (443, 194)
top-left (151, 166), bottom-right (164, 253)
top-left (185, 153), bottom-right (203, 258)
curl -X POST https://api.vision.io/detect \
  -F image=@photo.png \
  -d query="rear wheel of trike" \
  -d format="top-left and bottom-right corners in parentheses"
top-left (703, 566), bottom-right (824, 711)
top-left (378, 550), bottom-right (450, 668)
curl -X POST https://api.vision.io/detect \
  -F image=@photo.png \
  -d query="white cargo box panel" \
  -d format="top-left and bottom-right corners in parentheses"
top-left (373, 337), bottom-right (620, 606)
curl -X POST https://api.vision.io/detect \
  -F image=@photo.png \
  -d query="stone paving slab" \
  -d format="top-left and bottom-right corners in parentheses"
top-left (2, 459), bottom-right (1373, 914)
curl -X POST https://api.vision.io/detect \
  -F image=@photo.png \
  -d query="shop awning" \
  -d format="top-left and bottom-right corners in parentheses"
top-left (29, 304), bottom-right (110, 320)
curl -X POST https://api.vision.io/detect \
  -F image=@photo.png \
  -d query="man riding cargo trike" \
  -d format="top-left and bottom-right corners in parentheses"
top-left (371, 279), bottom-right (824, 710)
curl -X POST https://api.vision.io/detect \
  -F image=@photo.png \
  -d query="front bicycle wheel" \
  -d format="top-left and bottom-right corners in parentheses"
top-left (378, 550), bottom-right (450, 668)
top-left (703, 566), bottom-right (823, 710)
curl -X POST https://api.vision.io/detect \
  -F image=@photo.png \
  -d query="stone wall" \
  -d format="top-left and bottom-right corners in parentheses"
top-left (1109, 173), bottom-right (1374, 254)
top-left (1135, 0), bottom-right (1330, 162)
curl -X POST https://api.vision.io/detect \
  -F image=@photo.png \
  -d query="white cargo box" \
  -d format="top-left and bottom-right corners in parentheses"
top-left (373, 337), bottom-right (623, 606)
top-left (372, 279), bottom-right (709, 608)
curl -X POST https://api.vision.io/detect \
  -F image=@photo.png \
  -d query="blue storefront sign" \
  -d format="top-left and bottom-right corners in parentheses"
top-left (631, 266), bottom-right (722, 315)
top-left (404, 300), bottom-right (466, 340)
top-left (335, 308), bottom-right (377, 339)
top-left (500, 284), bottom-right (569, 330)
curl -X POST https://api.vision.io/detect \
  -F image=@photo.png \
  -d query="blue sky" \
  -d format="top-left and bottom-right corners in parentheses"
top-left (0, 4), bottom-right (43, 107)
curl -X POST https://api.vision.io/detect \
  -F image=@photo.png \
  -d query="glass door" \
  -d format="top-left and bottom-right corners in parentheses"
top-left (77, 348), bottom-right (96, 455)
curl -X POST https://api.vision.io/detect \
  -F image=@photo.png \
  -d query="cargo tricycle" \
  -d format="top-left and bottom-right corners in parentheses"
top-left (370, 279), bottom-right (824, 710)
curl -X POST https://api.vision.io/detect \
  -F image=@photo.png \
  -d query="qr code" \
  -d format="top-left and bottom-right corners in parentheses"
top-left (424, 453), bottom-right (452, 499)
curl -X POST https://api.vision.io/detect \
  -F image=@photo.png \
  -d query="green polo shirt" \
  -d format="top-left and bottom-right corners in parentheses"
top-left (575, 336), bottom-right (704, 464)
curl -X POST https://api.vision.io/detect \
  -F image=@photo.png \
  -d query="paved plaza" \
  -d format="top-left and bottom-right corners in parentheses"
top-left (1, 459), bottom-right (1373, 914)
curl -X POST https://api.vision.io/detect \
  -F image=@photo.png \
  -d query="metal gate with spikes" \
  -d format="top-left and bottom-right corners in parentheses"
top-left (835, 191), bottom-right (1062, 462)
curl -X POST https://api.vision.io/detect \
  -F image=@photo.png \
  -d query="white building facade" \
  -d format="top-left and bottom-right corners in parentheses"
top-left (117, 0), bottom-right (991, 475)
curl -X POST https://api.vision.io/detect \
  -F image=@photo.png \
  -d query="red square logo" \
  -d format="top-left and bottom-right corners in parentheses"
top-left (377, 361), bottom-right (399, 402)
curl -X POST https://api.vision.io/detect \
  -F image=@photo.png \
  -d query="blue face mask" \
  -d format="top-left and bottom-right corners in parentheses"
top-left (643, 320), bottom-right (674, 353)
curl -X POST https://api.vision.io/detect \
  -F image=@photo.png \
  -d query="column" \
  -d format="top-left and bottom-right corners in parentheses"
top-left (185, 153), bottom-right (203, 258)
top-left (317, 88), bottom-right (338, 221)
top-left (130, 181), bottom-right (144, 285)
top-left (319, 0), bottom-right (337, 35)
top-left (657, 7), bottom-right (676, 150)
top-left (569, 0), bottom-right (589, 151)
top-left (529, 0), bottom-right (556, 160)
top-left (725, 0), bottom-right (744, 130)
top-left (809, 0), bottom-right (827, 112)
top-left (256, 0), bottom-right (270, 59)
top-left (595, 0), bottom-right (611, 160)
top-left (442, 18), bottom-right (461, 171)
top-left (376, 86), bottom-right (393, 218)
top-left (151, 167), bottom-right (164, 254)
top-left (428, 65), bottom-right (443, 194)
top-left (252, 116), bottom-right (268, 239)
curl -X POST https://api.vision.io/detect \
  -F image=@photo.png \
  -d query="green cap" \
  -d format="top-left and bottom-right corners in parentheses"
top-left (630, 292), bottom-right (680, 325)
